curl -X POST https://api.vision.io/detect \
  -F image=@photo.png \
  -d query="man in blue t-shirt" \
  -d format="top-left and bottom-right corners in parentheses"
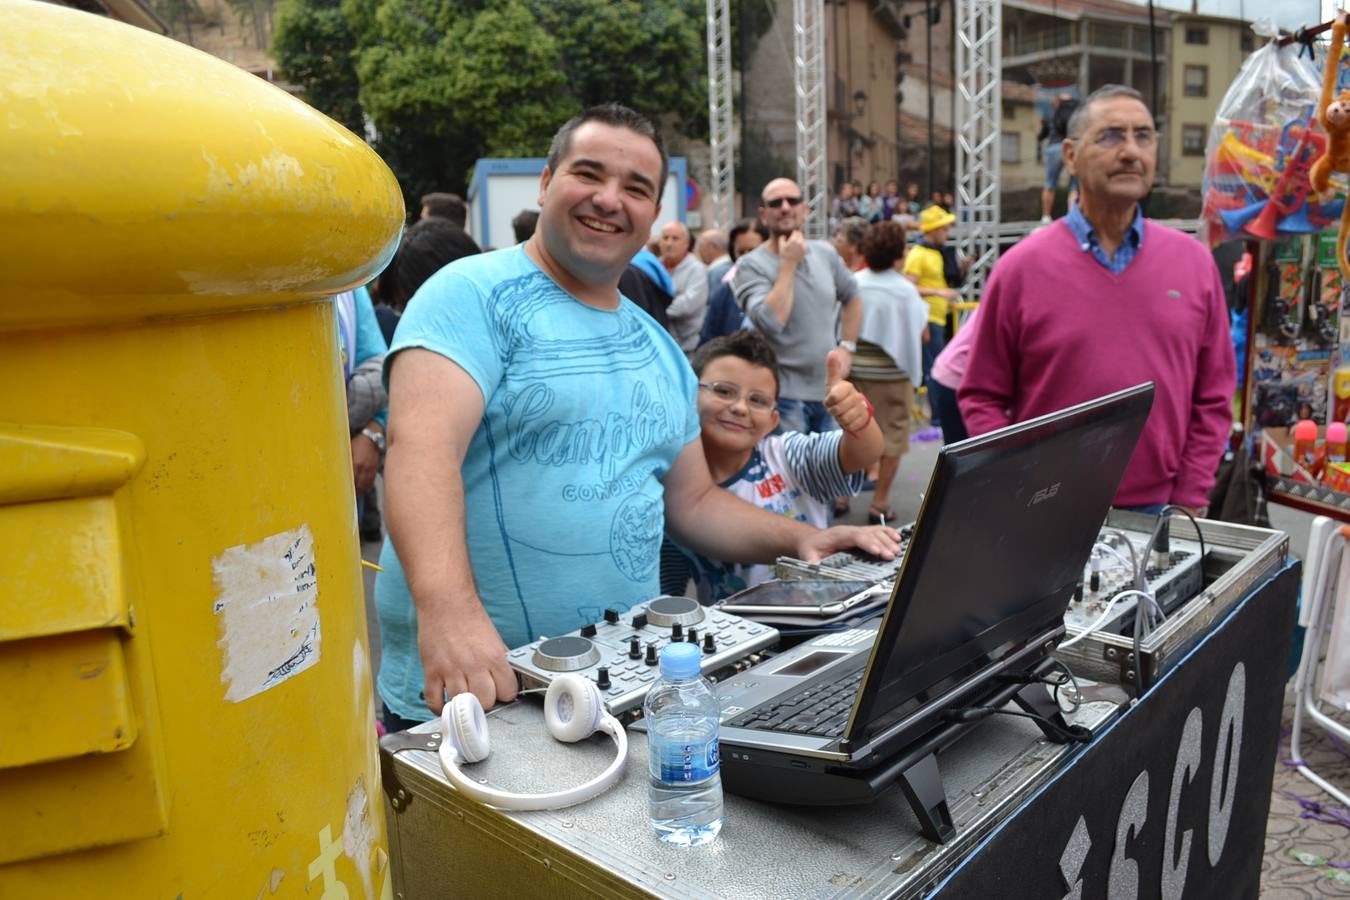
top-left (375, 104), bottom-right (901, 728)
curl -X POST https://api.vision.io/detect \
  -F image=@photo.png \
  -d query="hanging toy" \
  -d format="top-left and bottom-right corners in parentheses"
top-left (1241, 119), bottom-right (1327, 238)
top-left (1309, 10), bottom-right (1350, 283)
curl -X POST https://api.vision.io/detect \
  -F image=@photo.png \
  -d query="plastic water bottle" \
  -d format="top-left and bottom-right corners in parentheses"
top-left (644, 642), bottom-right (724, 846)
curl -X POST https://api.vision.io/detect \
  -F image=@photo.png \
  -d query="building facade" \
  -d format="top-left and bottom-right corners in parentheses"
top-left (995, 0), bottom-right (1253, 212)
top-left (1168, 12), bottom-right (1255, 187)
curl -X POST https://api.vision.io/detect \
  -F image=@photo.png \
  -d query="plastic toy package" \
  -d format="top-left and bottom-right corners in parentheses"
top-left (1202, 36), bottom-right (1342, 245)
top-left (1219, 22), bottom-right (1350, 512)
top-left (1250, 232), bottom-right (1350, 509)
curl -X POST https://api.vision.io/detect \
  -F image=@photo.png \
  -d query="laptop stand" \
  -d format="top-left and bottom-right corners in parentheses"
top-left (849, 658), bottom-right (1079, 844)
top-left (894, 751), bottom-right (955, 843)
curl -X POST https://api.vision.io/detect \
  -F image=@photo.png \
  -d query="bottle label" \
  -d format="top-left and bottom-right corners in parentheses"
top-left (649, 735), bottom-right (720, 784)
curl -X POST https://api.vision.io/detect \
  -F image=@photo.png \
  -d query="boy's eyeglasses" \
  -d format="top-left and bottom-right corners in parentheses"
top-left (763, 196), bottom-right (804, 209)
top-left (699, 381), bottom-right (776, 413)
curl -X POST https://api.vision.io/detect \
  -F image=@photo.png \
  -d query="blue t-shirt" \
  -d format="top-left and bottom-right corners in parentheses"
top-left (375, 245), bottom-right (700, 720)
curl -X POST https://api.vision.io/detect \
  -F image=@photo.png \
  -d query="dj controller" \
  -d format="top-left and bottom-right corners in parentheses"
top-left (508, 595), bottom-right (778, 717)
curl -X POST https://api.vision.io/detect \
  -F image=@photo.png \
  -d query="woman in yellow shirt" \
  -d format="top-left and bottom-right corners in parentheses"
top-left (902, 205), bottom-right (960, 429)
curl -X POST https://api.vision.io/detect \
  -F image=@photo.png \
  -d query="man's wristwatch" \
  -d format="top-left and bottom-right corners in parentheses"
top-left (360, 428), bottom-right (386, 453)
top-left (838, 340), bottom-right (857, 353)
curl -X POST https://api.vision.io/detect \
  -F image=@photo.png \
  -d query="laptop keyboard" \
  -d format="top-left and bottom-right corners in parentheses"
top-left (727, 667), bottom-right (863, 738)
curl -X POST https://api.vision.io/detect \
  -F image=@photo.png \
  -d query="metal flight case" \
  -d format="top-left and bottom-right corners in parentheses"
top-left (1054, 510), bottom-right (1288, 691)
top-left (379, 694), bottom-right (1118, 899)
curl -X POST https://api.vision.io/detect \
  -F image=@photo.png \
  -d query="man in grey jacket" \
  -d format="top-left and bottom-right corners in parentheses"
top-left (734, 177), bottom-right (862, 434)
top-left (658, 220), bottom-right (708, 353)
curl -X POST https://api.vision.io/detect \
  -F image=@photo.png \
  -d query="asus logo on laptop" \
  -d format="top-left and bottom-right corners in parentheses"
top-left (1028, 483), bottom-right (1061, 506)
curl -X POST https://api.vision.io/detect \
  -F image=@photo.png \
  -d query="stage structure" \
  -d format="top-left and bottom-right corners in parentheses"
top-left (727, 0), bottom-right (1004, 281)
top-left (706, 0), bottom-right (735, 230)
top-left (793, 0), bottom-right (829, 238)
top-left (954, 0), bottom-right (1001, 302)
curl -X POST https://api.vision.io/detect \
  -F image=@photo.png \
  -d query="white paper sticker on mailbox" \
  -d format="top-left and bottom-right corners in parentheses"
top-left (212, 524), bottom-right (321, 702)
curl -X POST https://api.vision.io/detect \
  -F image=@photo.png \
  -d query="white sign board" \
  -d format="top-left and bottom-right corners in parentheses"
top-left (467, 157), bottom-right (688, 251)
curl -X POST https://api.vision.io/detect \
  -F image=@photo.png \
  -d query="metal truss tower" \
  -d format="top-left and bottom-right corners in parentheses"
top-left (793, 0), bottom-right (828, 239)
top-left (706, 0), bottom-right (735, 230)
top-left (954, 0), bottom-right (1001, 303)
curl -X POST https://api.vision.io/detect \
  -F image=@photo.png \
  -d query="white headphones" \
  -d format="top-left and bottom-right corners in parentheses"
top-left (437, 674), bottom-right (629, 811)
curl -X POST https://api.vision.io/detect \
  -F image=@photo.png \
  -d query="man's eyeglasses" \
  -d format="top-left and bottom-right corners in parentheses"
top-left (699, 381), bottom-right (776, 413)
top-left (763, 196), bottom-right (804, 210)
top-left (1090, 126), bottom-right (1155, 149)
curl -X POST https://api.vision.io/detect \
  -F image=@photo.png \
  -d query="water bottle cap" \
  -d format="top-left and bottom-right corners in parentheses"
top-left (658, 642), bottom-right (701, 678)
top-left (1330, 422), bottom-right (1348, 443)
top-left (1294, 419), bottom-right (1318, 441)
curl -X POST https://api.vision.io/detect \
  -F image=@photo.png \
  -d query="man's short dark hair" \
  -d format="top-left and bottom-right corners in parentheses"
top-left (385, 218), bottom-right (481, 309)
top-left (862, 220), bottom-right (907, 272)
top-left (728, 218), bottom-right (769, 261)
top-left (1066, 84), bottom-right (1146, 140)
top-left (512, 209), bottom-right (539, 244)
top-left (690, 330), bottom-right (781, 398)
top-left (420, 192), bottom-right (467, 228)
top-left (546, 103), bottom-right (669, 196)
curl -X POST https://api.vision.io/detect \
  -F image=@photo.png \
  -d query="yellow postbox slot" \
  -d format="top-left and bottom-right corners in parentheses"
top-left (0, 424), bottom-right (157, 859)
top-left (0, 494), bottom-right (130, 642)
top-left (0, 631), bottom-right (136, 769)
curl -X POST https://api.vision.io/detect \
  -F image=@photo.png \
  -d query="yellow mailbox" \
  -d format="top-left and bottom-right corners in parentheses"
top-left (0, 2), bottom-right (404, 895)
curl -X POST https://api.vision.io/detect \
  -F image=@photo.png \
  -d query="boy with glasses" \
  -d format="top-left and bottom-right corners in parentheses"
top-left (665, 331), bottom-right (893, 602)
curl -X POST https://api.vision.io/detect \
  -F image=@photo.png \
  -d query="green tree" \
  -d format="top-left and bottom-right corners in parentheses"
top-left (274, 0), bottom-right (712, 214)
top-left (273, 0), bottom-right (364, 134)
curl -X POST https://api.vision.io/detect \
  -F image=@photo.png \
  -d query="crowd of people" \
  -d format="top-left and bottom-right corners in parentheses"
top-left (340, 85), bottom-right (1235, 732)
top-left (828, 179), bottom-right (958, 232)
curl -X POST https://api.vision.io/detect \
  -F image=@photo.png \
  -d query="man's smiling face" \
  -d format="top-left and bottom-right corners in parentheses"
top-left (535, 121), bottom-right (663, 287)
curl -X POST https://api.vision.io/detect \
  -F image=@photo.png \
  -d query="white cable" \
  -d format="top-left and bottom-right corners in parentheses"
top-left (1099, 528), bottom-right (1140, 573)
top-left (1060, 589), bottom-right (1157, 649)
top-left (1140, 592), bottom-right (1166, 625)
top-left (1091, 542), bottom-right (1136, 575)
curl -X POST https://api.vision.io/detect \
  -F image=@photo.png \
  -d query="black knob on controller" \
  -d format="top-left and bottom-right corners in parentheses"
top-left (595, 666), bottom-right (611, 690)
top-left (580, 623), bottom-right (597, 638)
top-left (687, 627), bottom-right (699, 645)
top-left (703, 633), bottom-right (716, 654)
top-left (645, 642), bottom-right (659, 666)
top-left (672, 622), bottom-right (684, 641)
top-left (603, 608), bottom-right (620, 624)
top-left (629, 636), bottom-right (642, 659)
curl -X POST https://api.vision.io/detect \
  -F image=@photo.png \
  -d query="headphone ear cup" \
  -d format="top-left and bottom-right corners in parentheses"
top-left (445, 692), bottom-right (491, 763)
top-left (545, 674), bottom-right (604, 744)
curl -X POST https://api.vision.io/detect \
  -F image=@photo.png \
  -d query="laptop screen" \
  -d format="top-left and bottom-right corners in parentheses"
top-left (845, 383), bottom-right (1155, 743)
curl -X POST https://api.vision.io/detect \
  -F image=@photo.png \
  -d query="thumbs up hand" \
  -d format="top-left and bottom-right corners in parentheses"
top-left (826, 346), bottom-right (851, 389)
top-left (824, 348), bottom-right (871, 434)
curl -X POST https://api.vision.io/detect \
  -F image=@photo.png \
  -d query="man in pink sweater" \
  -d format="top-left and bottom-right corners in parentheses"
top-left (959, 85), bottom-right (1235, 513)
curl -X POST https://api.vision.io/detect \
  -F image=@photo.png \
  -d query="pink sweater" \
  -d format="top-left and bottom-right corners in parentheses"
top-left (931, 304), bottom-right (982, 390)
top-left (958, 220), bottom-right (1236, 508)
